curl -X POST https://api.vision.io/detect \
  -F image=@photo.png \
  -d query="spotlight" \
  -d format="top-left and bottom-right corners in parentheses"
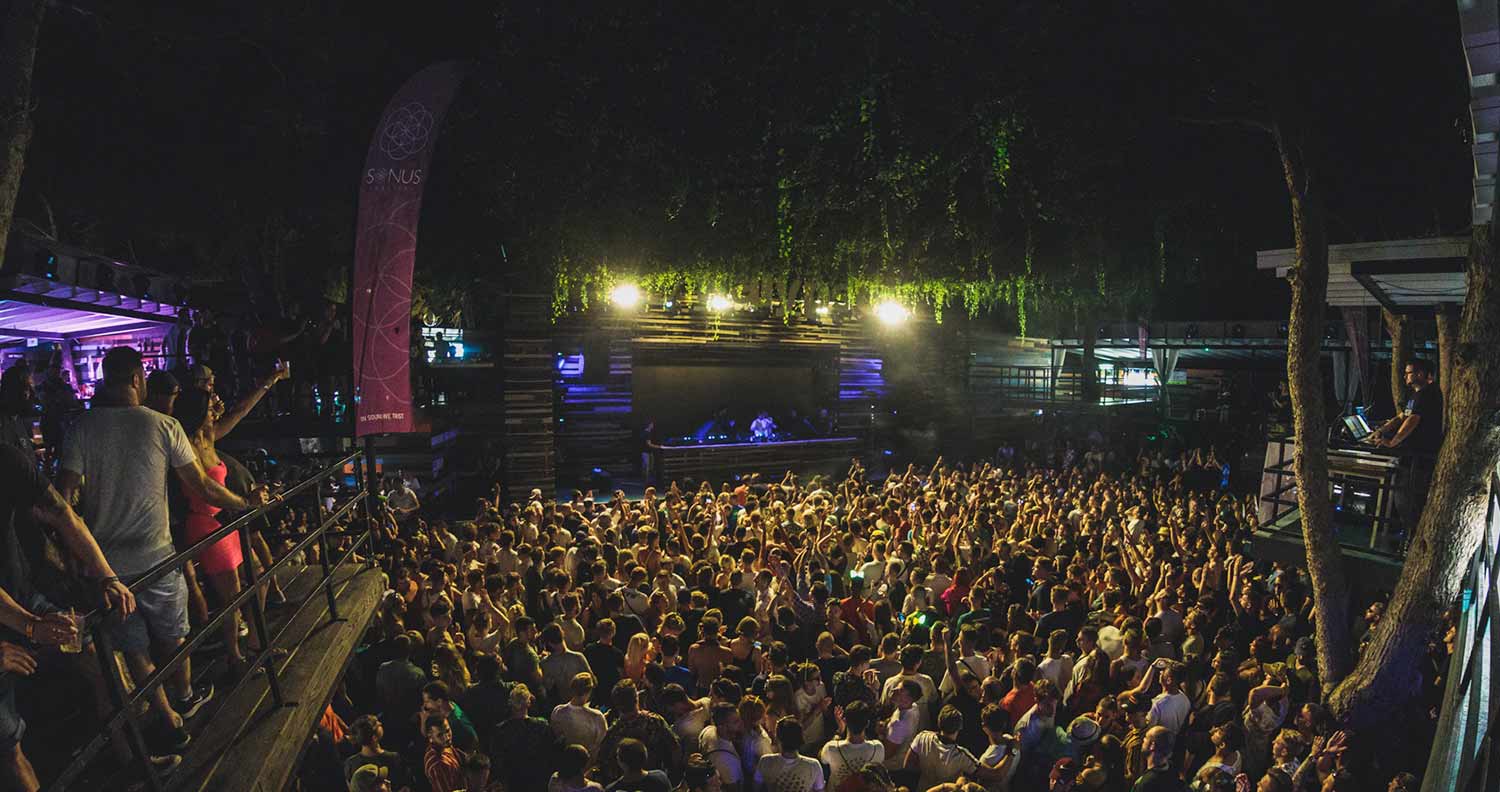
top-left (707, 294), bottom-right (734, 312)
top-left (610, 283), bottom-right (642, 309)
top-left (815, 305), bottom-right (830, 317)
top-left (873, 300), bottom-right (909, 325)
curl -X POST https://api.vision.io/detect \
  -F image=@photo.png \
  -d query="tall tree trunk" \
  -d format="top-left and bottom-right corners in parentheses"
top-left (1275, 121), bottom-right (1353, 693)
top-left (1081, 317), bottom-right (1098, 403)
top-left (0, 0), bottom-right (46, 264)
top-left (1327, 224), bottom-right (1500, 730)
top-left (1435, 302), bottom-right (1459, 413)
top-left (1383, 307), bottom-right (1412, 414)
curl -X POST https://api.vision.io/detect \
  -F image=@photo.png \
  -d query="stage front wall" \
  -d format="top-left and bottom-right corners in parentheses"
top-left (633, 363), bottom-right (827, 437)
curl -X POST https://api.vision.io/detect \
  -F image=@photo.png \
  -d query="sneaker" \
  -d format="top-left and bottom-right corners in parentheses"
top-left (172, 681), bottom-right (215, 720)
top-left (149, 721), bottom-right (191, 753)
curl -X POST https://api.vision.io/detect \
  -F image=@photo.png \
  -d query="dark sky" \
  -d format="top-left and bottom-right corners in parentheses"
top-left (11, 1), bottom-right (1474, 322)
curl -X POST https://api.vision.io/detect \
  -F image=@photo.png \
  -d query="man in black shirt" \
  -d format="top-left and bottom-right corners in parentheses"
top-left (1371, 359), bottom-right (1443, 454)
top-left (1370, 359), bottom-right (1444, 541)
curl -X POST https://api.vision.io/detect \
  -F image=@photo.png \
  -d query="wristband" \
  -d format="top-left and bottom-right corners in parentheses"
top-left (23, 618), bottom-right (37, 640)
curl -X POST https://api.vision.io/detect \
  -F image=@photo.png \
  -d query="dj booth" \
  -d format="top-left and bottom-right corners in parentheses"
top-left (648, 436), bottom-right (862, 484)
top-left (1258, 436), bottom-right (1404, 554)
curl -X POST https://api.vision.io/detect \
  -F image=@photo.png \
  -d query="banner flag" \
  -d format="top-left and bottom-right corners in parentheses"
top-left (352, 61), bottom-right (463, 437)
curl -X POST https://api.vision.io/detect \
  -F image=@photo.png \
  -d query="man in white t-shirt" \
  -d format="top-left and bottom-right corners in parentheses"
top-left (755, 718), bottom-right (824, 792)
top-left (58, 347), bottom-right (256, 747)
top-left (700, 702), bottom-right (746, 792)
top-left (1145, 662), bottom-right (1191, 741)
top-left (550, 672), bottom-right (608, 756)
top-left (818, 701), bottom-right (884, 791)
top-left (881, 680), bottom-right (923, 770)
top-left (880, 646), bottom-right (938, 730)
top-left (900, 705), bottom-right (1008, 792)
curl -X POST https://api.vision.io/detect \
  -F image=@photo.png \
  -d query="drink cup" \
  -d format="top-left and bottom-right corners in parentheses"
top-left (59, 609), bottom-right (83, 654)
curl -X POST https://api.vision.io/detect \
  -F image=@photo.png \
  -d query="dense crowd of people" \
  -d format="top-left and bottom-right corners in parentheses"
top-left (0, 341), bottom-right (1452, 792)
top-left (324, 445), bottom-right (1444, 792)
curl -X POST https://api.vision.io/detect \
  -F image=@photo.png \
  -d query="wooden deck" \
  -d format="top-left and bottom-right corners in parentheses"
top-left (167, 561), bottom-right (385, 792)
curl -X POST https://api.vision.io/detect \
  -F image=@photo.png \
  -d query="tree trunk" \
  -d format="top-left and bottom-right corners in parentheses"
top-left (1275, 122), bottom-right (1353, 693)
top-left (1383, 307), bottom-right (1412, 415)
top-left (1081, 318), bottom-right (1098, 403)
top-left (0, 0), bottom-right (46, 264)
top-left (1435, 303), bottom-right (1459, 414)
top-left (1327, 224), bottom-right (1500, 731)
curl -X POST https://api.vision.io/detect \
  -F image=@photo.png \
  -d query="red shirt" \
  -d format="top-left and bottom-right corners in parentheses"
top-left (425, 745), bottom-right (468, 792)
top-left (1001, 683), bottom-right (1036, 725)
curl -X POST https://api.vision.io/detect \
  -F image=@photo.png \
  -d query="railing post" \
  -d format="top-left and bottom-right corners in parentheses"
top-left (91, 621), bottom-right (163, 792)
top-left (314, 474), bottom-right (343, 623)
top-left (239, 526), bottom-right (287, 708)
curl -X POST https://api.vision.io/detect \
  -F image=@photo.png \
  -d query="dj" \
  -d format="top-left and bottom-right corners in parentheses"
top-left (1366, 359), bottom-right (1443, 454)
top-left (750, 411), bottom-right (777, 441)
top-left (1366, 358), bottom-right (1443, 545)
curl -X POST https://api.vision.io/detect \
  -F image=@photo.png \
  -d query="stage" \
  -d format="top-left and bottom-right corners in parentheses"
top-left (648, 435), bottom-right (863, 483)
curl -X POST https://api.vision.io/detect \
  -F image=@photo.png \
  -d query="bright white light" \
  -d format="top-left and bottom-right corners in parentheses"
top-left (707, 294), bottom-right (734, 312)
top-left (452, 342), bottom-right (466, 359)
top-left (610, 283), bottom-right (642, 309)
top-left (815, 305), bottom-right (830, 316)
top-left (873, 300), bottom-right (909, 325)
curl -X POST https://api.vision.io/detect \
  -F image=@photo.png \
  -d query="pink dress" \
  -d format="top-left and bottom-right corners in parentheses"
top-left (185, 461), bottom-right (243, 575)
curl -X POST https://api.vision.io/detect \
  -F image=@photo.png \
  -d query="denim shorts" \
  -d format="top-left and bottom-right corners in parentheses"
top-left (110, 570), bottom-right (189, 654)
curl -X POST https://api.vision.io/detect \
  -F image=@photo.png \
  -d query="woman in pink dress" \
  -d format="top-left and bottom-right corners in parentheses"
top-left (175, 390), bottom-right (266, 673)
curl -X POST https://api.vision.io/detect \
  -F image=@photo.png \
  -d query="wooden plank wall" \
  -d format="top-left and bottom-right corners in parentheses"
top-left (500, 294), bottom-right (556, 500)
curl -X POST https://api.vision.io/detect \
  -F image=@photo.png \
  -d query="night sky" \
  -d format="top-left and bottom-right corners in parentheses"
top-left (11, 1), bottom-right (1474, 323)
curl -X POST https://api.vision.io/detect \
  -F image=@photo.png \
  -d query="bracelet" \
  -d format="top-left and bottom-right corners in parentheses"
top-left (23, 618), bottom-right (37, 640)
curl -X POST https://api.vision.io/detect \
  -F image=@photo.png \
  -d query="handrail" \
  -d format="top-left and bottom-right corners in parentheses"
top-left (88, 450), bottom-right (363, 604)
top-left (46, 449), bottom-right (377, 792)
top-left (1421, 465), bottom-right (1500, 792)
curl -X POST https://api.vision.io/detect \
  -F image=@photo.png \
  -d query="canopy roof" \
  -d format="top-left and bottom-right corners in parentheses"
top-left (0, 272), bottom-right (182, 345)
top-left (1256, 237), bottom-right (1469, 312)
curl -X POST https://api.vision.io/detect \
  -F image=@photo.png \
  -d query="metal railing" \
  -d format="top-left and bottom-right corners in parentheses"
top-left (1256, 436), bottom-right (1412, 555)
top-left (1422, 465), bottom-right (1500, 792)
top-left (46, 450), bottom-right (376, 792)
top-left (969, 365), bottom-right (1158, 406)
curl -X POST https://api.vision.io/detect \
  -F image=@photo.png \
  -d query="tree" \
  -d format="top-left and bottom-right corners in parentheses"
top-left (0, 0), bottom-right (46, 264)
top-left (1327, 223), bottom-right (1500, 730)
top-left (1383, 307), bottom-right (1412, 412)
top-left (1435, 303), bottom-right (1459, 409)
top-left (1269, 91), bottom-right (1353, 691)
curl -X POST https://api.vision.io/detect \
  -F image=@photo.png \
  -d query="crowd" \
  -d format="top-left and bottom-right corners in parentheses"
top-left (0, 340), bottom-right (1451, 792)
top-left (324, 443), bottom-right (1444, 792)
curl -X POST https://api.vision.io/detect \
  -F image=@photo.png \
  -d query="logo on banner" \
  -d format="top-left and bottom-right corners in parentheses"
top-left (379, 102), bottom-right (435, 160)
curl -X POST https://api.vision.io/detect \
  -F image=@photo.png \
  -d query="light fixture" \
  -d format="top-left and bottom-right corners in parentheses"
top-left (873, 300), bottom-right (909, 325)
top-left (707, 294), bottom-right (734, 312)
top-left (610, 283), bottom-right (642, 309)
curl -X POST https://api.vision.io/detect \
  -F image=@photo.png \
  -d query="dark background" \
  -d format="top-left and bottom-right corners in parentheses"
top-left (8, 1), bottom-right (1477, 328)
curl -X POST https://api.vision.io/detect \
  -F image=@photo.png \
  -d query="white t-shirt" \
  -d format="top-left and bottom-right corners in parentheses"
top-left (819, 739), bottom-right (884, 791)
top-left (907, 731), bottom-right (979, 792)
top-left (61, 405), bottom-right (197, 576)
top-left (883, 706), bottom-right (921, 769)
top-left (795, 684), bottom-right (829, 745)
top-left (1149, 689), bottom-right (1192, 738)
top-left (940, 654), bottom-right (993, 695)
top-left (550, 702), bottom-right (608, 755)
top-left (755, 753), bottom-right (825, 792)
top-left (699, 727), bottom-right (744, 788)
top-left (881, 673), bottom-right (938, 730)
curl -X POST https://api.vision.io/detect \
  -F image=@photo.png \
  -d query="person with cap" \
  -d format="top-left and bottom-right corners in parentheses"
top-left (343, 714), bottom-right (408, 791)
top-left (350, 763), bottom-right (393, 792)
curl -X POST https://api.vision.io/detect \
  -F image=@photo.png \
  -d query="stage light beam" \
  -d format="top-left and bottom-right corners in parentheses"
top-left (874, 300), bottom-right (909, 326)
top-left (610, 283), bottom-right (642, 309)
top-left (707, 293), bottom-right (734, 312)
